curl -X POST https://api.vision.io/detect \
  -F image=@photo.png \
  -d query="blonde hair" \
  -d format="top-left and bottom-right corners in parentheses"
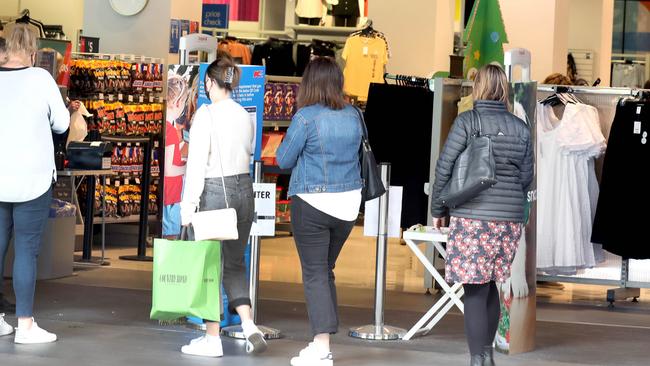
top-left (167, 74), bottom-right (189, 106)
top-left (6, 24), bottom-right (37, 62)
top-left (472, 64), bottom-right (509, 105)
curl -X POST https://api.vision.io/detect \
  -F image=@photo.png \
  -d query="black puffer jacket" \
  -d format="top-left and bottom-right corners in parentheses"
top-left (430, 100), bottom-right (533, 222)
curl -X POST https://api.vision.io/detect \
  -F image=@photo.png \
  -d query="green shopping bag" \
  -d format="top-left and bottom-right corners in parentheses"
top-left (150, 235), bottom-right (222, 322)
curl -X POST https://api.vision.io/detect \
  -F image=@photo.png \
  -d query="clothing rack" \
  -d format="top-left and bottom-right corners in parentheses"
top-left (611, 53), bottom-right (650, 84)
top-left (71, 52), bottom-right (164, 64)
top-left (3, 9), bottom-right (45, 38)
top-left (384, 73), bottom-right (435, 92)
top-left (537, 84), bottom-right (639, 96)
top-left (204, 28), bottom-right (293, 39)
top-left (536, 85), bottom-right (650, 306)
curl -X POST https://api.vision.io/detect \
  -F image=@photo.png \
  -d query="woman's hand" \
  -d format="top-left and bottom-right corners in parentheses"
top-left (68, 100), bottom-right (81, 113)
top-left (432, 216), bottom-right (446, 229)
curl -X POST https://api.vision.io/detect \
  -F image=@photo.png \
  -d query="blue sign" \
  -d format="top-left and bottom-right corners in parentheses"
top-left (199, 64), bottom-right (265, 161)
top-left (169, 19), bottom-right (180, 53)
top-left (202, 4), bottom-right (229, 29)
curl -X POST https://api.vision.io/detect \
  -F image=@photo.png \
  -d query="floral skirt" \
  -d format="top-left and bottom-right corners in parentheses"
top-left (445, 216), bottom-right (523, 284)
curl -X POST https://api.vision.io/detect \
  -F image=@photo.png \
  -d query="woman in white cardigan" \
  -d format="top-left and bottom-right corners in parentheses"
top-left (0, 24), bottom-right (71, 344)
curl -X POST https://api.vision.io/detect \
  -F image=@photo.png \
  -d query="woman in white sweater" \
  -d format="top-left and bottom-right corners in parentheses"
top-left (0, 25), bottom-right (70, 344)
top-left (178, 52), bottom-right (267, 358)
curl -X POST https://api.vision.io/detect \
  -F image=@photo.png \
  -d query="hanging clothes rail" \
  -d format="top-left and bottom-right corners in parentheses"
top-left (70, 52), bottom-right (164, 64)
top-left (384, 73), bottom-right (435, 92)
top-left (204, 28), bottom-right (292, 39)
top-left (536, 85), bottom-right (650, 306)
top-left (537, 84), bottom-right (637, 96)
top-left (611, 53), bottom-right (650, 86)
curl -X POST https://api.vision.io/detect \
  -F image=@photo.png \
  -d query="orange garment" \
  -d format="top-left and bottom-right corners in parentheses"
top-left (218, 40), bottom-right (252, 65)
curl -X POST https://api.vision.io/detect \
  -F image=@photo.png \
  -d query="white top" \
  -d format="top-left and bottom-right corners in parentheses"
top-left (0, 67), bottom-right (69, 203)
top-left (181, 99), bottom-right (254, 224)
top-left (298, 189), bottom-right (362, 222)
top-left (295, 0), bottom-right (324, 18)
top-left (536, 103), bottom-right (606, 275)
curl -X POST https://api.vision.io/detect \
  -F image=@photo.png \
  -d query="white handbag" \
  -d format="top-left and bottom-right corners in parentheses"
top-left (192, 204), bottom-right (238, 241)
top-left (190, 110), bottom-right (239, 241)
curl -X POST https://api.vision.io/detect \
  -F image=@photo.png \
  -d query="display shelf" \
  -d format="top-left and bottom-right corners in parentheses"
top-left (288, 25), bottom-right (360, 37)
top-left (92, 215), bottom-right (157, 225)
top-left (263, 165), bottom-right (291, 175)
top-left (266, 75), bottom-right (302, 83)
top-left (58, 169), bottom-right (115, 177)
top-left (276, 222), bottom-right (292, 233)
top-left (263, 120), bottom-right (292, 128)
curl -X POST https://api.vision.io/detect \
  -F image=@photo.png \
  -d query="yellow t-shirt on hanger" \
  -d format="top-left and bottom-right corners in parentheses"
top-left (342, 35), bottom-right (389, 101)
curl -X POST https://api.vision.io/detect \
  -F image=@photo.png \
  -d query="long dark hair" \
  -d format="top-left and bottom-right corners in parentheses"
top-left (298, 56), bottom-right (346, 110)
top-left (204, 49), bottom-right (241, 92)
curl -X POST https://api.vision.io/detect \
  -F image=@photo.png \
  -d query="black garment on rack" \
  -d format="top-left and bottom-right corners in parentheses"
top-left (332, 0), bottom-right (360, 16)
top-left (334, 15), bottom-right (358, 27)
top-left (296, 40), bottom-right (338, 76)
top-left (364, 83), bottom-right (434, 228)
top-left (252, 39), bottom-right (296, 76)
top-left (592, 101), bottom-right (650, 258)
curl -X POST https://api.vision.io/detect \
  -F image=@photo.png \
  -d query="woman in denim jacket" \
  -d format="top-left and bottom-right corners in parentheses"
top-left (277, 57), bottom-right (363, 366)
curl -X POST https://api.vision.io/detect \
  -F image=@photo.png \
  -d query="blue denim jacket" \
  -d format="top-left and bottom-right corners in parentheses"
top-left (277, 104), bottom-right (363, 196)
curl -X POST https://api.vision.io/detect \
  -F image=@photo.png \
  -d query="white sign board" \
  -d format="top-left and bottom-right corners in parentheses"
top-left (251, 183), bottom-right (276, 237)
top-left (363, 186), bottom-right (403, 238)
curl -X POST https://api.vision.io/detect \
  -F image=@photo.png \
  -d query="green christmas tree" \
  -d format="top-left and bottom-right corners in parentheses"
top-left (463, 0), bottom-right (509, 79)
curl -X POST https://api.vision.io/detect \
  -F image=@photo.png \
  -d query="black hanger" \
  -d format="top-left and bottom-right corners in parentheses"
top-left (540, 86), bottom-right (574, 106)
top-left (360, 20), bottom-right (375, 38)
top-left (15, 10), bottom-right (45, 38)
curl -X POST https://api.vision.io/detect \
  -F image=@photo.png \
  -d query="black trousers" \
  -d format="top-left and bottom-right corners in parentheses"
top-left (298, 17), bottom-right (320, 26)
top-left (291, 195), bottom-right (355, 336)
top-left (334, 16), bottom-right (358, 27)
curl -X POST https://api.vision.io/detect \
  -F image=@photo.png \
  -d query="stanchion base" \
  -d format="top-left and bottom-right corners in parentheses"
top-left (221, 325), bottom-right (282, 340)
top-left (74, 256), bottom-right (111, 267)
top-left (349, 325), bottom-right (407, 340)
top-left (119, 255), bottom-right (153, 262)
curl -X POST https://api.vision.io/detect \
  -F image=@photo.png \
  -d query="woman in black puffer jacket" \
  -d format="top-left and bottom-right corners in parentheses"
top-left (430, 65), bottom-right (534, 366)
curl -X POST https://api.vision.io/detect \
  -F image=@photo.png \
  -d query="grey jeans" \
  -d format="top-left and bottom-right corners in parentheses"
top-left (195, 174), bottom-right (254, 319)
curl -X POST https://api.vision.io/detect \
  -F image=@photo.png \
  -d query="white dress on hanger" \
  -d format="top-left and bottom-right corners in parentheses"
top-left (536, 102), bottom-right (605, 275)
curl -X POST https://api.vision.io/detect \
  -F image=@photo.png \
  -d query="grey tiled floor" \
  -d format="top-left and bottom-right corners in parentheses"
top-left (2, 268), bottom-right (650, 365)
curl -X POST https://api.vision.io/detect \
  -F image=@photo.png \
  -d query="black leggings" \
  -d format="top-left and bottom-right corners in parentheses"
top-left (463, 282), bottom-right (500, 355)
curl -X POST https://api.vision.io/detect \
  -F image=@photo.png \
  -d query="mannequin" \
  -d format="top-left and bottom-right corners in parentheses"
top-left (296, 0), bottom-right (324, 25)
top-left (332, 0), bottom-right (360, 27)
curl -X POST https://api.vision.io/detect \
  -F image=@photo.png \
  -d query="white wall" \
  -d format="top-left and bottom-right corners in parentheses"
top-left (169, 0), bottom-right (202, 64)
top-left (568, 0), bottom-right (614, 86)
top-left (83, 0), bottom-right (171, 61)
top-left (0, 0), bottom-right (84, 42)
top-left (369, 0), bottom-right (455, 77)
top-left (500, 0), bottom-right (569, 83)
top-left (0, 0), bottom-right (20, 18)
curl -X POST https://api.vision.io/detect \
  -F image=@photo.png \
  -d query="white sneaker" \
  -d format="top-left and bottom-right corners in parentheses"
top-left (181, 335), bottom-right (223, 358)
top-left (242, 322), bottom-right (268, 354)
top-left (290, 343), bottom-right (333, 366)
top-left (14, 320), bottom-right (57, 344)
top-left (0, 314), bottom-right (14, 336)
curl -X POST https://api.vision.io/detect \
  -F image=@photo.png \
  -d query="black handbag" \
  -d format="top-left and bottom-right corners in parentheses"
top-left (437, 110), bottom-right (497, 208)
top-left (353, 107), bottom-right (386, 202)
